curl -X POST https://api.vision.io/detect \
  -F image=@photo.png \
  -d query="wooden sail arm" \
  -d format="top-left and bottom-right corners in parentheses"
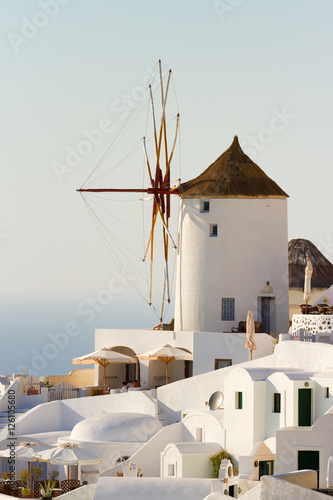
top-left (156, 70), bottom-right (172, 166)
top-left (164, 113), bottom-right (180, 184)
top-left (149, 86), bottom-right (159, 159)
top-left (77, 187), bottom-right (180, 195)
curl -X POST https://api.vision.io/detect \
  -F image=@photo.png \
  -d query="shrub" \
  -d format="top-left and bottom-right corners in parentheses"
top-left (209, 450), bottom-right (238, 478)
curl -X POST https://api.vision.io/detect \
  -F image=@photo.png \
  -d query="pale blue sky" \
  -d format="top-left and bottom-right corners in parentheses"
top-left (1, 0), bottom-right (333, 375)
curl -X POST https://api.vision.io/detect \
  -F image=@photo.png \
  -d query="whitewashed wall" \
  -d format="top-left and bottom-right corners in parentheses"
top-left (174, 197), bottom-right (289, 334)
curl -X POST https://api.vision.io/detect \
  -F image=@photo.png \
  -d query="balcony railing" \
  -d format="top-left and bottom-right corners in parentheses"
top-left (291, 314), bottom-right (333, 342)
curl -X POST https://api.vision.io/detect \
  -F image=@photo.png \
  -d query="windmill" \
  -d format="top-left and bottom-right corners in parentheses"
top-left (77, 61), bottom-right (180, 323)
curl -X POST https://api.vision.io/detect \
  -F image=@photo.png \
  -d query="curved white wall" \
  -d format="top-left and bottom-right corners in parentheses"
top-left (174, 197), bottom-right (289, 334)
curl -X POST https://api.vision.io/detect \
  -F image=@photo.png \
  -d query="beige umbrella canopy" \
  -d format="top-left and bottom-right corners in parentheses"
top-left (245, 311), bottom-right (256, 361)
top-left (37, 442), bottom-right (102, 493)
top-left (303, 258), bottom-right (313, 312)
top-left (0, 441), bottom-right (47, 488)
top-left (73, 347), bottom-right (136, 392)
top-left (138, 344), bottom-right (193, 385)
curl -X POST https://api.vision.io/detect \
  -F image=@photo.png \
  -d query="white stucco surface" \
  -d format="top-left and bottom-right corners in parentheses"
top-left (260, 475), bottom-right (332, 499)
top-left (93, 477), bottom-right (213, 500)
top-left (70, 412), bottom-right (161, 443)
top-left (174, 197), bottom-right (289, 334)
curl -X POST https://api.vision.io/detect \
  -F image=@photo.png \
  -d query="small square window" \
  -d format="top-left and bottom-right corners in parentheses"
top-left (324, 387), bottom-right (329, 398)
top-left (210, 224), bottom-right (218, 237)
top-left (235, 391), bottom-right (243, 409)
top-left (215, 359), bottom-right (232, 370)
top-left (200, 199), bottom-right (210, 213)
top-left (273, 393), bottom-right (281, 413)
top-left (222, 298), bottom-right (235, 321)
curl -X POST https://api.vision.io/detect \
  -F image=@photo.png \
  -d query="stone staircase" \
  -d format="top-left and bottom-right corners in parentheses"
top-left (157, 404), bottom-right (170, 426)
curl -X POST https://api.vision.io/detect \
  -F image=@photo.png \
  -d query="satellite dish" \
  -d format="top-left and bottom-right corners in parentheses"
top-left (208, 391), bottom-right (223, 411)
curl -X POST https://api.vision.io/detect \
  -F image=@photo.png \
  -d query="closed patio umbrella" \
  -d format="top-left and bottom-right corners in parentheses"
top-left (303, 258), bottom-right (313, 313)
top-left (37, 442), bottom-right (102, 492)
top-left (72, 348), bottom-right (136, 392)
top-left (245, 311), bottom-right (256, 361)
top-left (138, 344), bottom-right (193, 385)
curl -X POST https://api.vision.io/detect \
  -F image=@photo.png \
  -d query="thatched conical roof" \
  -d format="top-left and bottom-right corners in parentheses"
top-left (289, 239), bottom-right (333, 289)
top-left (179, 136), bottom-right (288, 199)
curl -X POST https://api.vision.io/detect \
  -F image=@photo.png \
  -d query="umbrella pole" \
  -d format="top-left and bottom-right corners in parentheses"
top-left (68, 464), bottom-right (70, 493)
top-left (28, 461), bottom-right (31, 490)
top-left (104, 364), bottom-right (106, 393)
top-left (165, 361), bottom-right (169, 385)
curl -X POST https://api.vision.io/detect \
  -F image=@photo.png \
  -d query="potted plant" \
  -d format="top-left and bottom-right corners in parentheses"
top-left (21, 487), bottom-right (32, 498)
top-left (40, 480), bottom-right (55, 500)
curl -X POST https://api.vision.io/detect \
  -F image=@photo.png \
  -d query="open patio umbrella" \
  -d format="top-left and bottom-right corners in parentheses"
top-left (245, 311), bottom-right (256, 361)
top-left (138, 344), bottom-right (193, 385)
top-left (37, 442), bottom-right (102, 493)
top-left (72, 347), bottom-right (136, 392)
top-left (303, 258), bottom-right (313, 313)
top-left (0, 441), bottom-right (46, 488)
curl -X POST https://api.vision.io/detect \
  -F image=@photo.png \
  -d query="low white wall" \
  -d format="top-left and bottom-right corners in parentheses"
top-left (0, 391), bottom-right (157, 442)
top-left (240, 483), bottom-right (261, 499)
top-left (273, 342), bottom-right (333, 371)
top-left (260, 475), bottom-right (332, 500)
top-left (102, 422), bottom-right (183, 477)
top-left (94, 477), bottom-right (214, 500)
top-left (274, 470), bottom-right (317, 489)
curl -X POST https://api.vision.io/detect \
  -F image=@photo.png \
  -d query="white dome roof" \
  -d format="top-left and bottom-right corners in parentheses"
top-left (70, 413), bottom-right (162, 443)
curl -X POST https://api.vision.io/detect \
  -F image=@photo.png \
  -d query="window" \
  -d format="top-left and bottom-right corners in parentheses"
top-left (215, 359), bottom-right (232, 370)
top-left (273, 393), bottom-right (281, 413)
top-left (196, 428), bottom-right (203, 442)
top-left (222, 298), bottom-right (235, 321)
top-left (235, 391), bottom-right (243, 409)
top-left (324, 387), bottom-right (329, 398)
top-left (200, 199), bottom-right (210, 213)
top-left (210, 224), bottom-right (218, 237)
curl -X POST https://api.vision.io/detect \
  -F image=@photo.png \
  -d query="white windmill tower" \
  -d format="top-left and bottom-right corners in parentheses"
top-left (174, 136), bottom-right (289, 335)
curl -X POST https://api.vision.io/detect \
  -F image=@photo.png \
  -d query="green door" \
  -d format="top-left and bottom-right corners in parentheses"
top-left (298, 388), bottom-right (312, 426)
top-left (298, 450), bottom-right (319, 487)
top-left (259, 460), bottom-right (274, 479)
